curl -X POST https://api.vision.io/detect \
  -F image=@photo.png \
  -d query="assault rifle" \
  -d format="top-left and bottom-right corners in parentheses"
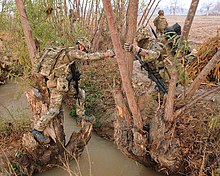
top-left (135, 54), bottom-right (168, 94)
top-left (67, 61), bottom-right (81, 104)
top-left (149, 25), bottom-right (158, 39)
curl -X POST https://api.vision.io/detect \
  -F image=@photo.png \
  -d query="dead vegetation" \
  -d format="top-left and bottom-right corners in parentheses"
top-left (186, 35), bottom-right (220, 83)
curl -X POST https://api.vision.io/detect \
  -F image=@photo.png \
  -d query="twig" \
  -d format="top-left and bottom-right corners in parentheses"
top-left (0, 146), bottom-right (18, 176)
top-left (0, 103), bottom-right (15, 120)
top-left (175, 87), bottom-right (220, 118)
top-left (199, 143), bottom-right (207, 176)
top-left (138, 0), bottom-right (152, 26)
top-left (145, 0), bottom-right (161, 27)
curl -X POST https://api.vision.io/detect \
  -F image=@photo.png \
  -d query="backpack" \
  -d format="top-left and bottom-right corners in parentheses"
top-left (164, 23), bottom-right (181, 35)
top-left (35, 47), bottom-right (66, 77)
top-left (157, 16), bottom-right (167, 30)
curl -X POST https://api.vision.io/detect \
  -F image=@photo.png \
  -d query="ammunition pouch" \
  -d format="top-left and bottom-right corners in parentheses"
top-left (57, 78), bottom-right (69, 92)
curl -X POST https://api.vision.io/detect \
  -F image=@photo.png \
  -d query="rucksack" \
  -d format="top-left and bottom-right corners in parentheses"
top-left (35, 47), bottom-right (66, 77)
top-left (164, 23), bottom-right (181, 35)
top-left (157, 16), bottom-right (167, 30)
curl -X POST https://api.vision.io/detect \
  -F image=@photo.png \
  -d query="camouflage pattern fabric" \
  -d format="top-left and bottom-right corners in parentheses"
top-left (34, 47), bottom-right (110, 132)
top-left (34, 88), bottom-right (63, 131)
top-left (135, 26), bottom-right (152, 42)
top-left (136, 31), bottom-right (169, 101)
top-left (76, 38), bottom-right (91, 51)
top-left (153, 16), bottom-right (168, 35)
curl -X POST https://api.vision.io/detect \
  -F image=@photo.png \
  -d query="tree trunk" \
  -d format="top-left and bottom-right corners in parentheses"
top-left (102, 0), bottom-right (143, 129)
top-left (138, 0), bottom-right (152, 27)
top-left (102, 0), bottom-right (146, 157)
top-left (15, 0), bottom-right (37, 65)
top-left (181, 0), bottom-right (200, 41)
top-left (164, 66), bottom-right (178, 122)
top-left (141, 0), bottom-right (156, 26)
top-left (14, 2), bottom-right (93, 174)
top-left (124, 0), bottom-right (138, 78)
top-left (185, 50), bottom-right (220, 100)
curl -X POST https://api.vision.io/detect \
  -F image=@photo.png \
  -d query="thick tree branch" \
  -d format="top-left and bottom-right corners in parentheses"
top-left (164, 66), bottom-right (178, 122)
top-left (124, 0), bottom-right (138, 78)
top-left (181, 0), bottom-right (200, 41)
top-left (102, 0), bottom-right (143, 129)
top-left (15, 0), bottom-right (37, 65)
top-left (185, 50), bottom-right (220, 100)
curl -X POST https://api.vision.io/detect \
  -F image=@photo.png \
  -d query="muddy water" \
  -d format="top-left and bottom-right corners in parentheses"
top-left (0, 81), bottom-right (163, 176)
top-left (0, 80), bottom-right (32, 119)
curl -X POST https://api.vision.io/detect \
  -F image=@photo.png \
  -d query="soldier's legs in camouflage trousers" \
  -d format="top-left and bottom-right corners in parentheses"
top-left (34, 88), bottom-right (63, 132)
top-left (75, 88), bottom-right (86, 120)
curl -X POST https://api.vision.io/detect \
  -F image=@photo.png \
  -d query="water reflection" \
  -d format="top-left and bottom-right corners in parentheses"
top-left (0, 80), bottom-right (31, 119)
top-left (0, 81), bottom-right (162, 176)
top-left (36, 106), bottom-right (162, 176)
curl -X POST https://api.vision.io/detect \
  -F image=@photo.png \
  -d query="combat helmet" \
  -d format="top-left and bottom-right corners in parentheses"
top-left (158, 10), bottom-right (164, 15)
top-left (135, 26), bottom-right (152, 42)
top-left (76, 37), bottom-right (91, 51)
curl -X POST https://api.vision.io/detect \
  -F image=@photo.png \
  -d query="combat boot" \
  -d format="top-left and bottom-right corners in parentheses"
top-left (32, 129), bottom-right (50, 144)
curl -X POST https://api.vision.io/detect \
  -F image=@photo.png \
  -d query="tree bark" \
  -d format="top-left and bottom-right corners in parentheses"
top-left (181, 0), bottom-right (200, 41)
top-left (138, 0), bottom-right (152, 27)
top-left (14, 2), bottom-right (93, 174)
top-left (15, 0), bottom-right (37, 65)
top-left (164, 66), bottom-right (178, 122)
top-left (185, 50), bottom-right (220, 100)
top-left (124, 0), bottom-right (138, 78)
top-left (102, 0), bottom-right (142, 129)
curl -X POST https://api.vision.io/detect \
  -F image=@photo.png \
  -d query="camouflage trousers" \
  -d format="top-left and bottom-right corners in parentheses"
top-left (34, 87), bottom-right (86, 132)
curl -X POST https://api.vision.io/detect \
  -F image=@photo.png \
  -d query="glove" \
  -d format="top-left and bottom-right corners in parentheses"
top-left (123, 43), bottom-right (133, 52)
top-left (107, 49), bottom-right (115, 57)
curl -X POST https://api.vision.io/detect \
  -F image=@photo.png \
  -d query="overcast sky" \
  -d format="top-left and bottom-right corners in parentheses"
top-left (158, 0), bottom-right (219, 8)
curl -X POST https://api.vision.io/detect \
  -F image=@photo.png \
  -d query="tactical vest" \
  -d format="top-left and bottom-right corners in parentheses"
top-left (35, 47), bottom-right (66, 77)
top-left (35, 47), bottom-right (73, 92)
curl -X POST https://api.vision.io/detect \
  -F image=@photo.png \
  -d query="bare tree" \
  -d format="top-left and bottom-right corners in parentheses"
top-left (202, 2), bottom-right (213, 15)
top-left (212, 1), bottom-right (220, 14)
top-left (182, 0), bottom-right (200, 41)
top-left (170, 0), bottom-right (179, 15)
top-left (14, 1), bottom-right (93, 174)
top-left (15, 0), bottom-right (37, 65)
top-left (102, 0), bottom-right (143, 130)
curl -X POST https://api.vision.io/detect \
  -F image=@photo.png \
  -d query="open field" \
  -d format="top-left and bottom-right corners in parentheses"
top-left (148, 15), bottom-right (220, 44)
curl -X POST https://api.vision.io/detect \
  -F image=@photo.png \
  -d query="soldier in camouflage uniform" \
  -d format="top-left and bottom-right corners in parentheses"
top-left (124, 26), bottom-right (168, 101)
top-left (153, 10), bottom-right (168, 36)
top-left (32, 38), bottom-right (115, 143)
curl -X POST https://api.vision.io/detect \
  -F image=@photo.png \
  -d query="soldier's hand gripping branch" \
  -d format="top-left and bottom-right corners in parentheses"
top-left (107, 49), bottom-right (116, 57)
top-left (123, 43), bottom-right (134, 52)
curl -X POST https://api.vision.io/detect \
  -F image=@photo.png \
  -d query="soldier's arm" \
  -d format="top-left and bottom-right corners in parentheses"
top-left (133, 45), bottom-right (160, 62)
top-left (153, 16), bottom-right (158, 26)
top-left (68, 50), bottom-right (114, 61)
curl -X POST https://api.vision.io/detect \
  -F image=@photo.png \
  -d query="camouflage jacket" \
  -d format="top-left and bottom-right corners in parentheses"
top-left (36, 47), bottom-right (108, 77)
top-left (139, 39), bottom-right (167, 63)
top-left (35, 47), bottom-right (109, 91)
top-left (153, 16), bottom-right (168, 31)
